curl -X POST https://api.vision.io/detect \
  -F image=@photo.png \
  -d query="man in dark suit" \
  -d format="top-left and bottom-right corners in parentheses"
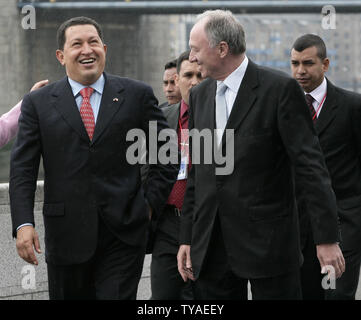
top-left (177, 10), bottom-right (345, 300)
top-left (150, 50), bottom-right (203, 299)
top-left (291, 34), bottom-right (361, 300)
top-left (159, 59), bottom-right (182, 108)
top-left (10, 16), bottom-right (177, 300)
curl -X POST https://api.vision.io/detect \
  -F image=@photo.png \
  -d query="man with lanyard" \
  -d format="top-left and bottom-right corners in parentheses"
top-left (149, 50), bottom-right (203, 299)
top-left (291, 34), bottom-right (361, 300)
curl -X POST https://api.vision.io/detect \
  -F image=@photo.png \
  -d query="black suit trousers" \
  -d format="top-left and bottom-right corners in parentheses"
top-left (325, 247), bottom-right (361, 300)
top-left (301, 227), bottom-right (361, 300)
top-left (300, 227), bottom-right (325, 300)
top-left (47, 215), bottom-right (146, 300)
top-left (150, 205), bottom-right (194, 300)
top-left (194, 215), bottom-right (302, 300)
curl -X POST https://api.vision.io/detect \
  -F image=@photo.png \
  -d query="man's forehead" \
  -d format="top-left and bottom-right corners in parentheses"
top-left (163, 68), bottom-right (177, 79)
top-left (65, 24), bottom-right (99, 40)
top-left (190, 19), bottom-right (207, 41)
top-left (291, 47), bottom-right (318, 60)
top-left (179, 60), bottom-right (199, 73)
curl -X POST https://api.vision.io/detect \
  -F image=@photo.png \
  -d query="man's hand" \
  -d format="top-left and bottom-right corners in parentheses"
top-left (316, 243), bottom-right (345, 279)
top-left (30, 79), bottom-right (49, 92)
top-left (177, 244), bottom-right (195, 282)
top-left (16, 226), bottom-right (41, 265)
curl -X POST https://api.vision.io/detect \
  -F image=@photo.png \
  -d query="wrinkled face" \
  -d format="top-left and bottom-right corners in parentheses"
top-left (162, 67), bottom-right (181, 105)
top-left (56, 24), bottom-right (107, 85)
top-left (176, 60), bottom-right (203, 105)
top-left (189, 19), bottom-right (222, 79)
top-left (291, 46), bottom-right (329, 93)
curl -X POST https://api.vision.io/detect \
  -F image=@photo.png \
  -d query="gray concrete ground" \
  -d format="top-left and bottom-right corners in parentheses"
top-left (0, 182), bottom-right (360, 300)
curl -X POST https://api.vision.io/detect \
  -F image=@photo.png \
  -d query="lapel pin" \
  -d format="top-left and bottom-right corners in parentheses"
top-left (113, 98), bottom-right (119, 102)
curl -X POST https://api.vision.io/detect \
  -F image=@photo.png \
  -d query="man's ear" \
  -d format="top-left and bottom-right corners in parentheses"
top-left (322, 57), bottom-right (330, 73)
top-left (56, 49), bottom-right (65, 66)
top-left (218, 41), bottom-right (229, 58)
top-left (174, 73), bottom-right (180, 85)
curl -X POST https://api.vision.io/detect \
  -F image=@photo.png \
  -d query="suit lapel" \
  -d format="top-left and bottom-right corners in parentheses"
top-left (163, 102), bottom-right (180, 130)
top-left (315, 79), bottom-right (338, 136)
top-left (221, 59), bottom-right (258, 146)
top-left (51, 77), bottom-right (90, 143)
top-left (91, 73), bottom-right (125, 144)
top-left (207, 80), bottom-right (217, 131)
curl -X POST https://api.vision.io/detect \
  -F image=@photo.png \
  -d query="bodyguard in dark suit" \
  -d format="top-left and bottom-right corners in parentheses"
top-left (177, 10), bottom-right (345, 300)
top-left (291, 34), bottom-right (361, 300)
top-left (10, 17), bottom-right (177, 300)
top-left (149, 51), bottom-right (203, 299)
top-left (160, 59), bottom-right (182, 108)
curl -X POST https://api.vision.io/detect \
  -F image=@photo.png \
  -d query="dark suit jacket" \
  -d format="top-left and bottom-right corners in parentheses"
top-left (10, 73), bottom-right (178, 265)
top-left (179, 60), bottom-right (339, 279)
top-left (299, 79), bottom-right (361, 251)
top-left (142, 102), bottom-right (180, 253)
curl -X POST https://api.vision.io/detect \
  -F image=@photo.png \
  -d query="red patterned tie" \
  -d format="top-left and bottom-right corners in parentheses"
top-left (80, 87), bottom-right (95, 140)
top-left (167, 101), bottom-right (190, 210)
top-left (305, 94), bottom-right (317, 123)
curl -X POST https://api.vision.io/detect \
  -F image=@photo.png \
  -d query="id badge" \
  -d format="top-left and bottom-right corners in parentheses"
top-left (177, 155), bottom-right (188, 180)
top-left (177, 129), bottom-right (189, 180)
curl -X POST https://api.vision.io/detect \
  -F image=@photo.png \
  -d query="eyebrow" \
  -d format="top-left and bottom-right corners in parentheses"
top-left (291, 59), bottom-right (314, 63)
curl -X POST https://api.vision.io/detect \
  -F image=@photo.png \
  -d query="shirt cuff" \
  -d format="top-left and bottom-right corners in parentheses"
top-left (16, 223), bottom-right (34, 231)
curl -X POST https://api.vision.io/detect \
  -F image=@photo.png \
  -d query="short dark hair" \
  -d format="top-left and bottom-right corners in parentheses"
top-left (164, 59), bottom-right (177, 71)
top-left (57, 16), bottom-right (104, 50)
top-left (176, 50), bottom-right (191, 74)
top-left (292, 34), bottom-right (327, 60)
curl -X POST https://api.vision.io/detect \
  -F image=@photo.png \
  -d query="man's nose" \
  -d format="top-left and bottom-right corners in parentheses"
top-left (81, 42), bottom-right (93, 55)
top-left (189, 51), bottom-right (197, 63)
top-left (297, 64), bottom-right (306, 74)
top-left (191, 76), bottom-right (200, 86)
top-left (166, 83), bottom-right (173, 92)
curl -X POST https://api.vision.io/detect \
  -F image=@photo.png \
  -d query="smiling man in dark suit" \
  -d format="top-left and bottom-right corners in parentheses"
top-left (177, 10), bottom-right (345, 300)
top-left (9, 16), bottom-right (177, 300)
top-left (291, 34), bottom-right (361, 300)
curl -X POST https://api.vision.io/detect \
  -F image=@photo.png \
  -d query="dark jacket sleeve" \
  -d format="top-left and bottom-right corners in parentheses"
top-left (141, 86), bottom-right (179, 220)
top-left (278, 78), bottom-right (339, 244)
top-left (9, 93), bottom-right (41, 238)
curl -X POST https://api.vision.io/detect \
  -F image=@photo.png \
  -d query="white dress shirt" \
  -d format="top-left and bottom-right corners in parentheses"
top-left (68, 73), bottom-right (105, 123)
top-left (305, 77), bottom-right (327, 118)
top-left (216, 56), bottom-right (249, 119)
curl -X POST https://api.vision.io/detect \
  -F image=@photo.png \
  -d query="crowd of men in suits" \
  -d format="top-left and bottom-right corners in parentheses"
top-left (1, 9), bottom-right (360, 300)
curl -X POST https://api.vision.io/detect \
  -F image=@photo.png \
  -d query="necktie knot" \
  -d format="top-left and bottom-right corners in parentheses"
top-left (217, 82), bottom-right (227, 96)
top-left (80, 87), bottom-right (94, 99)
top-left (305, 94), bottom-right (317, 123)
top-left (305, 94), bottom-right (314, 107)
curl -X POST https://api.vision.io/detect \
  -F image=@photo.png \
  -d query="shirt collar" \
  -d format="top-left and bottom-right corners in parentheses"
top-left (68, 73), bottom-right (105, 97)
top-left (217, 55), bottom-right (249, 93)
top-left (305, 77), bottom-right (327, 104)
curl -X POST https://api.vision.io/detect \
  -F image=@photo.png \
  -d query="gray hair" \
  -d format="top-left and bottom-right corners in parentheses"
top-left (196, 10), bottom-right (246, 55)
